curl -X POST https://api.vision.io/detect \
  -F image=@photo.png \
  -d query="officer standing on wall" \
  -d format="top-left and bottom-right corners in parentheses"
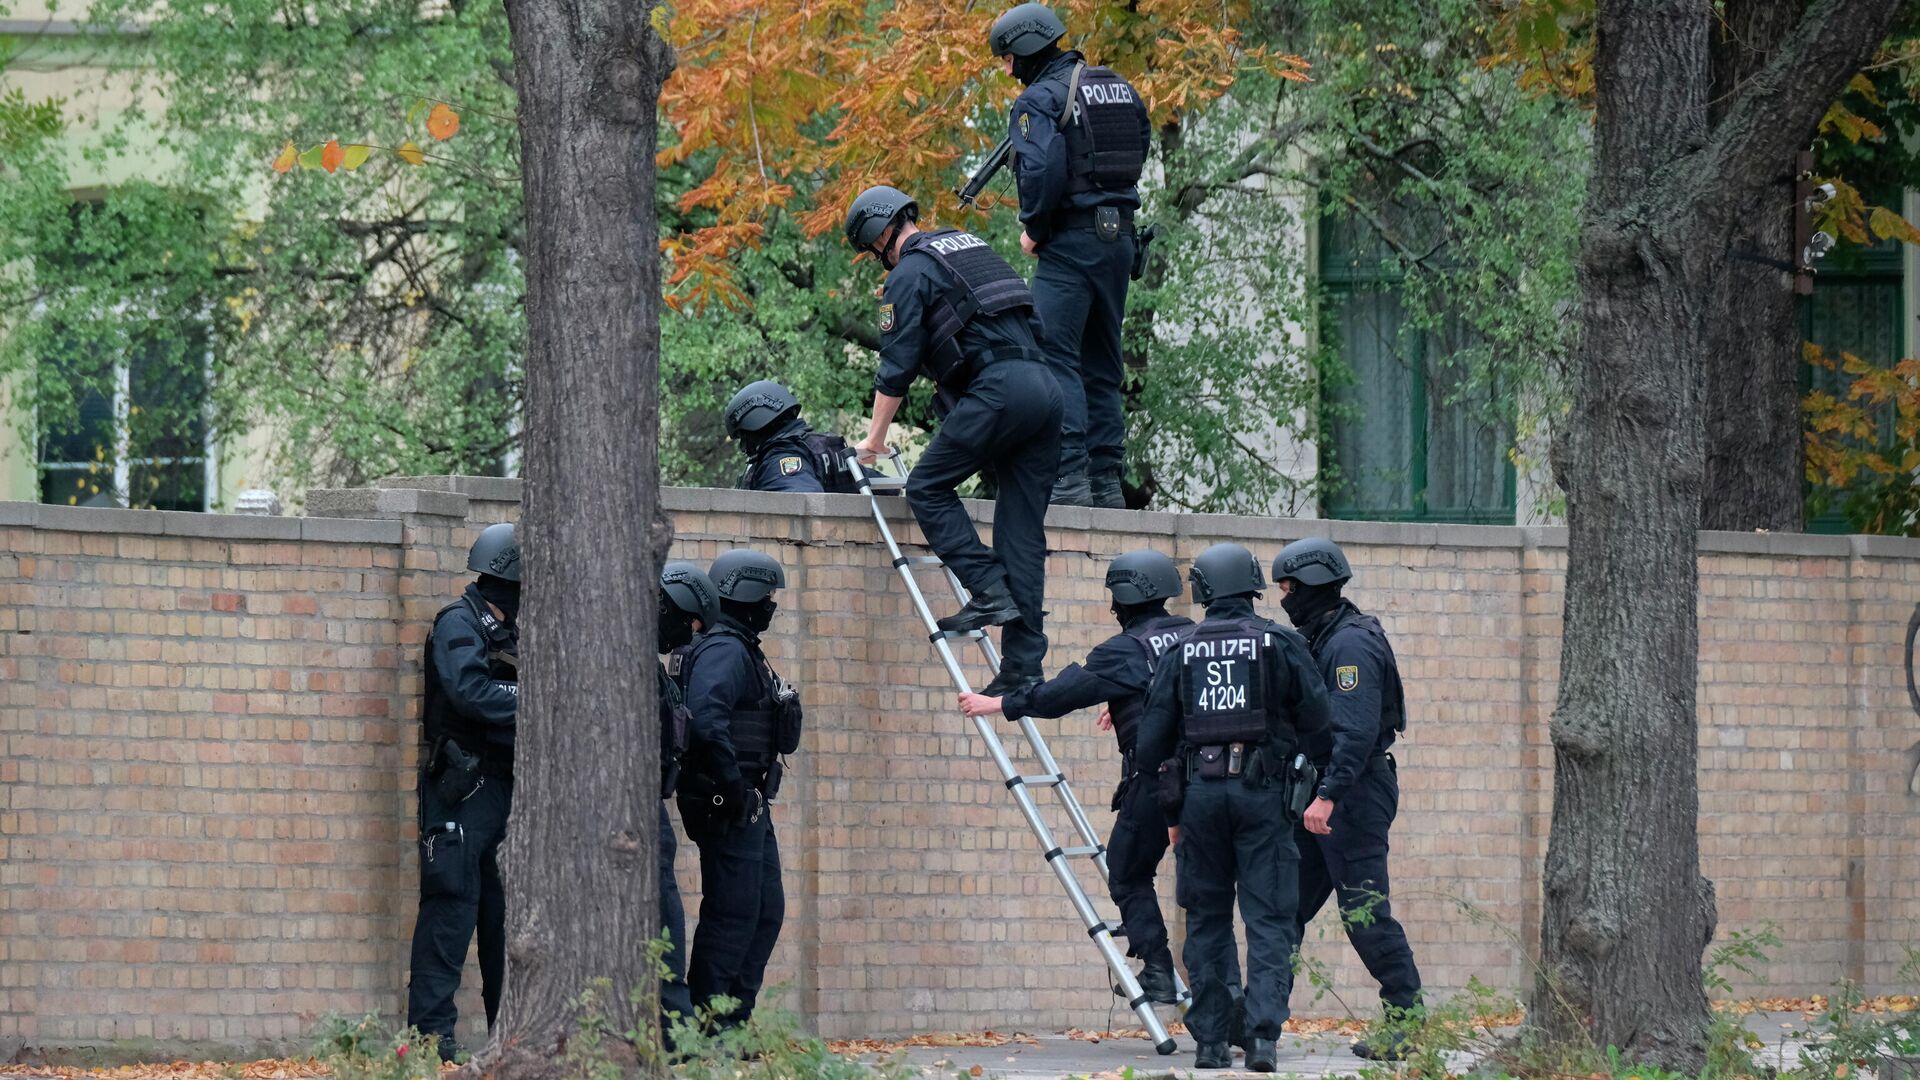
top-left (655, 560), bottom-right (720, 1033)
top-left (989, 2), bottom-right (1151, 509)
top-left (844, 184), bottom-right (1064, 697)
top-left (407, 523), bottom-right (521, 1062)
top-left (956, 550), bottom-right (1192, 1002)
top-left (724, 380), bottom-right (833, 494)
top-left (1273, 538), bottom-right (1423, 1060)
top-left (1133, 543), bottom-right (1331, 1072)
top-left (671, 549), bottom-right (803, 1027)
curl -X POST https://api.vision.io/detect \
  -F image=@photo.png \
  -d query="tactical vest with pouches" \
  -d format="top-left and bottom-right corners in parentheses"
top-left (670, 624), bottom-right (779, 770)
top-left (421, 591), bottom-right (518, 751)
top-left (1056, 63), bottom-right (1148, 196)
top-left (738, 430), bottom-right (864, 495)
top-left (905, 229), bottom-right (1036, 396)
top-left (1315, 606), bottom-right (1408, 735)
top-left (657, 664), bottom-right (691, 797)
top-left (1107, 614), bottom-right (1195, 758)
top-left (1177, 616), bottom-right (1278, 746)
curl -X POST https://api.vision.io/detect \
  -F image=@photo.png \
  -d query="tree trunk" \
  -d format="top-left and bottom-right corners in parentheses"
top-left (1702, 0), bottom-right (1808, 532)
top-left (479, 2), bottom-right (675, 1075)
top-left (1537, 0), bottom-right (1895, 1066)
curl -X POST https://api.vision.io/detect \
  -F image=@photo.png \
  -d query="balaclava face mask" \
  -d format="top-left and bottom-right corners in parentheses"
top-left (1013, 42), bottom-right (1062, 85)
top-left (1279, 581), bottom-right (1342, 628)
top-left (723, 597), bottom-right (778, 634)
top-left (658, 592), bottom-right (696, 653)
top-left (475, 573), bottom-right (521, 625)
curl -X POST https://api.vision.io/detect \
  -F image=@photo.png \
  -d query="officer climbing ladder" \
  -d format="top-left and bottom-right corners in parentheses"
top-left (845, 449), bottom-right (1185, 1055)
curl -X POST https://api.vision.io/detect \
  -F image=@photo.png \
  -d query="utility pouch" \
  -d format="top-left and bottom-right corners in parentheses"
top-left (1153, 757), bottom-right (1186, 817)
top-left (1109, 772), bottom-right (1132, 813)
top-left (1130, 222), bottom-right (1158, 281)
top-left (1095, 206), bottom-right (1122, 243)
top-left (763, 759), bottom-right (785, 803)
top-left (430, 738), bottom-right (484, 805)
top-left (773, 685), bottom-right (804, 755)
top-left (1193, 744), bottom-right (1233, 780)
top-left (1283, 753), bottom-right (1320, 822)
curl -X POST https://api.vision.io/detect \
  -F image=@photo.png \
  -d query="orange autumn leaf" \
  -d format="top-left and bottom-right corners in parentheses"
top-left (319, 138), bottom-right (344, 173)
top-left (395, 141), bottom-right (426, 166)
top-left (272, 140), bottom-right (296, 173)
top-left (426, 102), bottom-right (461, 141)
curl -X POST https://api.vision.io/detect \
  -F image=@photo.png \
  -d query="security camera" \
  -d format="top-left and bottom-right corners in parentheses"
top-left (1807, 182), bottom-right (1837, 207)
top-left (1803, 230), bottom-right (1836, 267)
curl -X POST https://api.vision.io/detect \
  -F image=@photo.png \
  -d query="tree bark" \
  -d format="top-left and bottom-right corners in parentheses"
top-left (477, 1), bottom-right (675, 1075)
top-left (1701, 0), bottom-right (1808, 532)
top-left (1538, 0), bottom-right (1895, 1066)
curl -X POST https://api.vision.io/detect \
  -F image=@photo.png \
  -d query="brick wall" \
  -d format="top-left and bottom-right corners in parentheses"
top-left (3, 481), bottom-right (1918, 1054)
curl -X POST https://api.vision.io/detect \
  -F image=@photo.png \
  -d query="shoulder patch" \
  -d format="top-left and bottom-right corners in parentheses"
top-left (1020, 112), bottom-right (1030, 137)
top-left (1335, 665), bottom-right (1360, 693)
top-left (879, 302), bottom-right (895, 333)
top-left (779, 455), bottom-right (804, 476)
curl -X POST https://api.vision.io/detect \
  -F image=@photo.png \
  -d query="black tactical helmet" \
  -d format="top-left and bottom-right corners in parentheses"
top-left (1105, 549), bottom-right (1182, 605)
top-left (724, 380), bottom-right (801, 440)
top-left (1188, 542), bottom-right (1263, 604)
top-left (710, 549), bottom-right (787, 603)
top-left (1273, 537), bottom-right (1353, 588)
top-left (844, 185), bottom-right (919, 251)
top-left (661, 560), bottom-right (720, 627)
top-left (989, 2), bottom-right (1066, 57)
top-left (468, 522), bottom-right (521, 582)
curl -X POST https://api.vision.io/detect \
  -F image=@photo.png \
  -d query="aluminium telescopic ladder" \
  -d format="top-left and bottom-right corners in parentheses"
top-left (846, 450), bottom-right (1186, 1055)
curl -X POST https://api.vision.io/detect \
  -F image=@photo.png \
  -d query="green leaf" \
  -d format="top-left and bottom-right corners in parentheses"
top-left (296, 144), bottom-right (325, 170)
top-left (406, 96), bottom-right (430, 126)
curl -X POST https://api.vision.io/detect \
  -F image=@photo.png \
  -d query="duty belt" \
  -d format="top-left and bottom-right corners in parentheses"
top-left (1055, 206), bottom-right (1136, 231)
top-left (977, 345), bottom-right (1046, 369)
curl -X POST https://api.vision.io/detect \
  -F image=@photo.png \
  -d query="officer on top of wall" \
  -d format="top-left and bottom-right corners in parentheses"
top-left (1273, 537), bottom-right (1422, 1060)
top-left (957, 550), bottom-right (1193, 1004)
top-left (725, 380), bottom-right (868, 495)
top-left (844, 184), bottom-right (1064, 697)
top-left (407, 523), bottom-right (521, 1062)
top-left (989, 2), bottom-right (1151, 508)
top-left (1133, 543), bottom-right (1331, 1072)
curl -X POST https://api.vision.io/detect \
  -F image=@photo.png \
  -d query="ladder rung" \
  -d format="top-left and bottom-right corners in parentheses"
top-left (1007, 774), bottom-right (1064, 789)
top-left (1056, 845), bottom-right (1104, 858)
top-left (930, 629), bottom-right (985, 642)
top-left (893, 555), bottom-right (945, 569)
top-left (862, 476), bottom-right (908, 492)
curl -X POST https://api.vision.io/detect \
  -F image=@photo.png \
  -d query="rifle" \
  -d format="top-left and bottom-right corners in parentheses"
top-left (955, 136), bottom-right (1013, 208)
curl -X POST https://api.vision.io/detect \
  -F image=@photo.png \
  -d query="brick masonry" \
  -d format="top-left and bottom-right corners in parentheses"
top-left (2, 482), bottom-right (1918, 1053)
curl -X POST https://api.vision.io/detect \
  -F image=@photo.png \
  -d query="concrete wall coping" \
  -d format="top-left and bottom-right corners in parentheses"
top-left (0, 500), bottom-right (403, 544)
top-left (377, 475), bottom-right (524, 503)
top-left (306, 486), bottom-right (471, 521)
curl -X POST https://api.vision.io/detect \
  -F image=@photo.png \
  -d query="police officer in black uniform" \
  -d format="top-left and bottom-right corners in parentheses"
top-left (656, 559), bottom-right (719, 1031)
top-left (844, 184), bottom-right (1064, 697)
top-left (672, 549), bottom-right (802, 1027)
top-left (725, 380), bottom-right (832, 493)
top-left (1133, 543), bottom-right (1331, 1072)
top-left (407, 522), bottom-right (521, 1062)
top-left (956, 549), bottom-right (1192, 1002)
top-left (989, 2), bottom-right (1151, 509)
top-left (1273, 538), bottom-right (1422, 1060)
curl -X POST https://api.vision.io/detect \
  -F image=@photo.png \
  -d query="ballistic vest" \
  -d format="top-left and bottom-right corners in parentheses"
top-left (1107, 614), bottom-right (1195, 757)
top-left (905, 229), bottom-right (1035, 394)
top-left (1057, 64), bottom-right (1148, 196)
top-left (1312, 605), bottom-right (1408, 735)
top-left (671, 624), bottom-right (779, 770)
top-left (657, 665), bottom-right (691, 797)
top-left (421, 590), bottom-right (518, 752)
top-left (1176, 617), bottom-right (1279, 746)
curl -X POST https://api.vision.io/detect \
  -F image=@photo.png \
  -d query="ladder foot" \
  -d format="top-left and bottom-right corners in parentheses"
top-left (1156, 1039), bottom-right (1178, 1056)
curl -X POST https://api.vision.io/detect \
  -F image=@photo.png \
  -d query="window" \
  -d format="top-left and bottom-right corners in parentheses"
top-left (1317, 213), bottom-right (1514, 523)
top-left (1801, 231), bottom-right (1903, 533)
top-left (37, 322), bottom-right (211, 511)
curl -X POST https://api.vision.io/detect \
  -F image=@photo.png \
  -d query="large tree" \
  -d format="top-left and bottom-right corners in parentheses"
top-left (1539, 0), bottom-right (1898, 1066)
top-left (477, 0), bottom-right (673, 1074)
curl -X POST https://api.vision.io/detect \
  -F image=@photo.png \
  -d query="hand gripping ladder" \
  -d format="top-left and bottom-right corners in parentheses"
top-left (847, 450), bottom-right (1184, 1054)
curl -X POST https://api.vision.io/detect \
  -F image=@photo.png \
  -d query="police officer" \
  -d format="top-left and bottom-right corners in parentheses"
top-left (656, 559), bottom-right (719, 1031)
top-left (956, 550), bottom-right (1192, 1002)
top-left (725, 380), bottom-right (832, 493)
top-left (672, 549), bottom-right (802, 1027)
top-left (844, 184), bottom-right (1064, 697)
top-left (989, 2), bottom-right (1151, 509)
top-left (1273, 538), bottom-right (1422, 1060)
top-left (1133, 543), bottom-right (1331, 1072)
top-left (407, 522), bottom-right (521, 1062)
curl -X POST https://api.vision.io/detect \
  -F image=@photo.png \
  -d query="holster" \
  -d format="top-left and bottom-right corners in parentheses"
top-left (1152, 757), bottom-right (1186, 818)
top-left (1282, 754), bottom-right (1321, 822)
top-left (1130, 222), bottom-right (1158, 281)
top-left (428, 737), bottom-right (484, 805)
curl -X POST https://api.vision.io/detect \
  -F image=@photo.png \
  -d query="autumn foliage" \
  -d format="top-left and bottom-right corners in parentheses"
top-left (656, 0), bottom-right (1301, 307)
top-left (271, 98), bottom-right (460, 175)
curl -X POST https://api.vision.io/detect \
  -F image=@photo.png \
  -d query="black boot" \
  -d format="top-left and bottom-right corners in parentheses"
top-left (433, 1037), bottom-right (465, 1064)
top-left (1050, 467), bottom-right (1093, 506)
top-left (1352, 1029), bottom-right (1411, 1061)
top-left (1247, 1037), bottom-right (1277, 1072)
top-left (980, 669), bottom-right (1042, 697)
top-left (1089, 467), bottom-right (1125, 509)
top-left (1113, 953), bottom-right (1178, 1005)
top-left (1193, 1043), bottom-right (1231, 1070)
top-left (935, 581), bottom-right (1021, 633)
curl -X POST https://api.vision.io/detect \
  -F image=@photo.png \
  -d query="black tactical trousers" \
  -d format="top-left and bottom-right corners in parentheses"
top-left (1031, 227), bottom-right (1135, 480)
top-left (905, 360), bottom-right (1064, 675)
top-left (1294, 758), bottom-right (1422, 1011)
top-left (682, 800), bottom-right (784, 1025)
top-left (1175, 777), bottom-right (1300, 1045)
top-left (1106, 774), bottom-right (1172, 964)
top-left (407, 769), bottom-right (512, 1042)
top-left (657, 802), bottom-right (694, 1026)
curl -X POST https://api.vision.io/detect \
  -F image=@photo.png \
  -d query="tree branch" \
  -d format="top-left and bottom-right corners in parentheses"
top-left (1694, 0), bottom-right (1904, 203)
